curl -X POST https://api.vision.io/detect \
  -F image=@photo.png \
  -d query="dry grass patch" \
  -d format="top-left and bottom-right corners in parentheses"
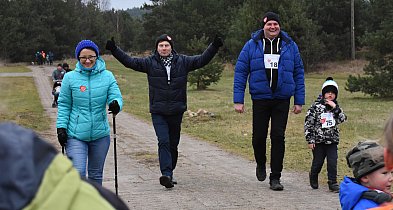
top-left (133, 151), bottom-right (158, 167)
top-left (0, 65), bottom-right (31, 73)
top-left (0, 77), bottom-right (49, 131)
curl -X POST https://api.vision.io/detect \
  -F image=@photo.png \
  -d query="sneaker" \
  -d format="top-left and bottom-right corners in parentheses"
top-left (171, 176), bottom-right (177, 185)
top-left (328, 181), bottom-right (339, 193)
top-left (269, 179), bottom-right (284, 191)
top-left (52, 102), bottom-right (56, 108)
top-left (256, 164), bottom-right (266, 181)
top-left (309, 172), bottom-right (319, 189)
top-left (159, 175), bottom-right (174, 188)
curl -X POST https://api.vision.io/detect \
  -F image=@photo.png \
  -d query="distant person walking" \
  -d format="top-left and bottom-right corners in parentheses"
top-left (47, 51), bottom-right (54, 65)
top-left (233, 12), bottom-right (305, 191)
top-left (41, 51), bottom-right (46, 65)
top-left (56, 40), bottom-right (123, 185)
top-left (105, 34), bottom-right (223, 188)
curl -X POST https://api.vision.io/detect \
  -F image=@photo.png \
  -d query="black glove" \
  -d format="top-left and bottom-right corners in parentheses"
top-left (105, 37), bottom-right (117, 52)
top-left (108, 100), bottom-right (120, 115)
top-left (212, 35), bottom-right (223, 48)
top-left (57, 128), bottom-right (67, 147)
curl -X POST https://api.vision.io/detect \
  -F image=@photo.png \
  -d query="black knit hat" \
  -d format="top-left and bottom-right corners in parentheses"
top-left (263, 12), bottom-right (280, 26)
top-left (155, 34), bottom-right (174, 50)
top-left (346, 140), bottom-right (385, 180)
top-left (322, 77), bottom-right (339, 98)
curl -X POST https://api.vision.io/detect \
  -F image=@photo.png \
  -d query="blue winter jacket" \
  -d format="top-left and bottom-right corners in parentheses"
top-left (339, 176), bottom-right (379, 210)
top-left (233, 29), bottom-right (305, 105)
top-left (56, 57), bottom-right (123, 141)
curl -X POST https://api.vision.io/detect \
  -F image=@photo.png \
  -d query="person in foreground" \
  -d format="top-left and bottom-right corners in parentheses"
top-left (0, 122), bottom-right (129, 210)
top-left (233, 11), bottom-right (305, 191)
top-left (57, 40), bottom-right (123, 185)
top-left (106, 34), bottom-right (223, 188)
top-left (305, 77), bottom-right (347, 192)
top-left (339, 140), bottom-right (393, 210)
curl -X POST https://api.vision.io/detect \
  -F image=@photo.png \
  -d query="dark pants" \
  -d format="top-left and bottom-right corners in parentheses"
top-left (252, 99), bottom-right (290, 180)
top-left (151, 113), bottom-right (183, 177)
top-left (310, 143), bottom-right (338, 182)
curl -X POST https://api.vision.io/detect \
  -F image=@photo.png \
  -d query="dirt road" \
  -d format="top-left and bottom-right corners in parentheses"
top-left (26, 65), bottom-right (341, 209)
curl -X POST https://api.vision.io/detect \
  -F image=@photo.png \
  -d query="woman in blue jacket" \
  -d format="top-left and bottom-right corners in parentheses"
top-left (56, 40), bottom-right (123, 185)
top-left (105, 34), bottom-right (223, 188)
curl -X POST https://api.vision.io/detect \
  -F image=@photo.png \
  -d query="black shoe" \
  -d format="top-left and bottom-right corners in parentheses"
top-left (256, 165), bottom-right (266, 181)
top-left (328, 181), bottom-right (339, 193)
top-left (159, 175), bottom-right (174, 188)
top-left (269, 179), bottom-right (284, 191)
top-left (309, 172), bottom-right (319, 189)
top-left (171, 176), bottom-right (177, 185)
top-left (52, 102), bottom-right (56, 108)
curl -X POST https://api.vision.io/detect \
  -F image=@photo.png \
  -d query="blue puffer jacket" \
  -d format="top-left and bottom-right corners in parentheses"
top-left (339, 176), bottom-right (379, 210)
top-left (57, 57), bottom-right (123, 141)
top-left (233, 29), bottom-right (305, 105)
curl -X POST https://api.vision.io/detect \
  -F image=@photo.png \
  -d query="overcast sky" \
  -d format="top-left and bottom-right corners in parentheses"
top-left (110, 0), bottom-right (148, 10)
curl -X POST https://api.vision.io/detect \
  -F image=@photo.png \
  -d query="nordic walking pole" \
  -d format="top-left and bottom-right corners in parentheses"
top-left (112, 114), bottom-right (119, 196)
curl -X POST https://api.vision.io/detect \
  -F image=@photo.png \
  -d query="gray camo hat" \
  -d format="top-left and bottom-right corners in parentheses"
top-left (346, 140), bottom-right (385, 180)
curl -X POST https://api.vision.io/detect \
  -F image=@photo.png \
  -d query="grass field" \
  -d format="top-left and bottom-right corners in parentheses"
top-left (0, 74), bottom-right (50, 131)
top-left (0, 65), bottom-right (31, 73)
top-left (105, 58), bottom-right (393, 182)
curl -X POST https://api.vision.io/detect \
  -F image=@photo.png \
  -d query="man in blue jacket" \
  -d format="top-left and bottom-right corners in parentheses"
top-left (233, 12), bottom-right (305, 191)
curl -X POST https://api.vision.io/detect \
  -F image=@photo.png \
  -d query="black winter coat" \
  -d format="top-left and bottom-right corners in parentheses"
top-left (112, 44), bottom-right (219, 115)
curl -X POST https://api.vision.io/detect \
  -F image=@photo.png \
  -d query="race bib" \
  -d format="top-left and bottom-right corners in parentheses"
top-left (321, 112), bottom-right (335, 128)
top-left (264, 54), bottom-right (280, 69)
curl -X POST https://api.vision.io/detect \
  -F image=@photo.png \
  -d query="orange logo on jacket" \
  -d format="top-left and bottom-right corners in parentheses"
top-left (80, 86), bottom-right (86, 92)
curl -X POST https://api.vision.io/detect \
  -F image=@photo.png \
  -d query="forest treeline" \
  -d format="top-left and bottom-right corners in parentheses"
top-left (0, 0), bottom-right (392, 71)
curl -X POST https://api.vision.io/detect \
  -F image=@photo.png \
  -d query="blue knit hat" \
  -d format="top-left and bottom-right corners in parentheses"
top-left (75, 40), bottom-right (99, 60)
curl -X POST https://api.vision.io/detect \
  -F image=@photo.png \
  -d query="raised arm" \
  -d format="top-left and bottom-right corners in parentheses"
top-left (184, 35), bottom-right (223, 72)
top-left (106, 37), bottom-right (149, 73)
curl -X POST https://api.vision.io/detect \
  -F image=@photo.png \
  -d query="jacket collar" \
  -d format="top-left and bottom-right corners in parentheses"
top-left (74, 57), bottom-right (106, 75)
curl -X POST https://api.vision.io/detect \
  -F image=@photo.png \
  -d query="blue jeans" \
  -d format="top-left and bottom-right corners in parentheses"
top-left (66, 136), bottom-right (110, 185)
top-left (151, 113), bottom-right (183, 177)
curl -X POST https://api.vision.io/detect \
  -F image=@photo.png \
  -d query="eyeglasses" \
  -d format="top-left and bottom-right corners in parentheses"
top-left (79, 56), bottom-right (97, 62)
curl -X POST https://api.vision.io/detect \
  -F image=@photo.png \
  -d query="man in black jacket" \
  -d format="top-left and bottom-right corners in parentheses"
top-left (106, 34), bottom-right (223, 188)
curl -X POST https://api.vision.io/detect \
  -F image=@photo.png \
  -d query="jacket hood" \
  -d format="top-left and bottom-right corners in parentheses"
top-left (0, 122), bottom-right (57, 210)
top-left (74, 56), bottom-right (106, 75)
top-left (0, 122), bottom-right (127, 210)
top-left (251, 29), bottom-right (292, 43)
top-left (339, 176), bottom-right (369, 209)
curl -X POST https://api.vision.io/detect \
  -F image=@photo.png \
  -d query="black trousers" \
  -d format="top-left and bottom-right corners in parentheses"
top-left (310, 143), bottom-right (338, 182)
top-left (252, 99), bottom-right (290, 180)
